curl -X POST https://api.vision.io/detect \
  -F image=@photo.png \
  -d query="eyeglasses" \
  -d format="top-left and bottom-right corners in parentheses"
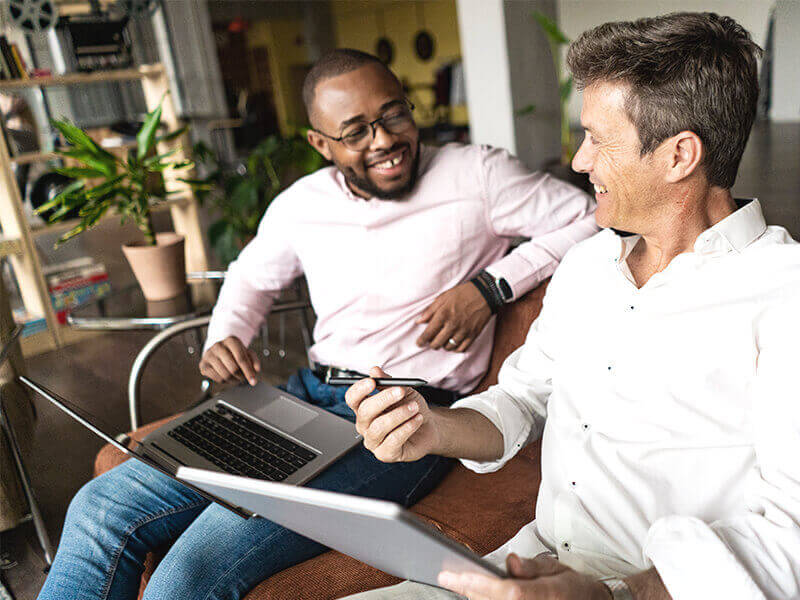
top-left (313, 100), bottom-right (416, 151)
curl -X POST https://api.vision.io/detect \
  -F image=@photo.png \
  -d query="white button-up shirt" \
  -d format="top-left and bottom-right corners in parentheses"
top-left (205, 143), bottom-right (596, 393)
top-left (455, 200), bottom-right (800, 599)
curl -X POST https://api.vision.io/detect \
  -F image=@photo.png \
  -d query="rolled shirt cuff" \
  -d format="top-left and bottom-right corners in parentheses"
top-left (452, 387), bottom-right (540, 473)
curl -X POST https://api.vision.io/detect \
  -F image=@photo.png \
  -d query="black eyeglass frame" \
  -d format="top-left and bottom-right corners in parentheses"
top-left (311, 99), bottom-right (416, 149)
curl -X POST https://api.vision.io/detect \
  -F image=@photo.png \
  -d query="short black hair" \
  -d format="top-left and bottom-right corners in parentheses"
top-left (302, 48), bottom-right (401, 124)
top-left (567, 12), bottom-right (762, 189)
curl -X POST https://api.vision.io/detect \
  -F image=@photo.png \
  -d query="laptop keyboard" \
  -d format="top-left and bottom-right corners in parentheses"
top-left (167, 404), bottom-right (317, 482)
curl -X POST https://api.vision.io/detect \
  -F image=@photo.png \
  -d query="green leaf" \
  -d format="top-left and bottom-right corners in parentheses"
top-left (137, 101), bottom-right (164, 161)
top-left (54, 166), bottom-right (107, 179)
top-left (57, 148), bottom-right (117, 178)
top-left (531, 11), bottom-right (569, 46)
top-left (155, 124), bottom-right (189, 145)
top-left (515, 104), bottom-right (537, 117)
top-left (51, 119), bottom-right (116, 162)
top-left (34, 180), bottom-right (84, 214)
top-left (142, 148), bottom-right (178, 167)
top-left (230, 179), bottom-right (259, 212)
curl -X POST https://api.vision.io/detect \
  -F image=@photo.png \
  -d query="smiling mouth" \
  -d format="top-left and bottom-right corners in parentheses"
top-left (593, 183), bottom-right (608, 195)
top-left (368, 148), bottom-right (407, 172)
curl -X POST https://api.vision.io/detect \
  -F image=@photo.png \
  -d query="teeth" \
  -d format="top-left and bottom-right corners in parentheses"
top-left (594, 184), bottom-right (608, 194)
top-left (373, 155), bottom-right (403, 169)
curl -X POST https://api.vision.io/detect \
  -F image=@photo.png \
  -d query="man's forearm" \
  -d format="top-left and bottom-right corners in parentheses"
top-left (429, 407), bottom-right (505, 462)
top-left (626, 568), bottom-right (671, 600)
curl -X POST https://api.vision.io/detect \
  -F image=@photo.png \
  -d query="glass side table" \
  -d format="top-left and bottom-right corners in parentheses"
top-left (67, 272), bottom-right (225, 331)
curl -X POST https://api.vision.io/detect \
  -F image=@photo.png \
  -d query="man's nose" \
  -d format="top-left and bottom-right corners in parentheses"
top-left (571, 138), bottom-right (593, 174)
top-left (369, 122), bottom-right (395, 150)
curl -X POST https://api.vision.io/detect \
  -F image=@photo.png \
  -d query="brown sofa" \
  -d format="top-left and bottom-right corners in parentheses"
top-left (94, 281), bottom-right (548, 600)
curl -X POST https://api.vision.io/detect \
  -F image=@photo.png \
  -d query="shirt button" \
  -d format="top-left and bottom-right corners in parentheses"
top-left (582, 423), bottom-right (590, 431)
top-left (571, 480), bottom-right (577, 487)
top-left (562, 542), bottom-right (571, 551)
top-left (629, 305), bottom-right (635, 311)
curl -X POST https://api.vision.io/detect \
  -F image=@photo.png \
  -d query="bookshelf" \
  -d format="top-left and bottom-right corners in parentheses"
top-left (0, 64), bottom-right (210, 356)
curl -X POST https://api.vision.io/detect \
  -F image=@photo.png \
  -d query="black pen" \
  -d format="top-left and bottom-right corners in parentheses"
top-left (327, 377), bottom-right (428, 387)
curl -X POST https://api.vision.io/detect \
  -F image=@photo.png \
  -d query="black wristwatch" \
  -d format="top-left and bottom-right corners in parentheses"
top-left (496, 275), bottom-right (513, 302)
top-left (469, 270), bottom-right (512, 314)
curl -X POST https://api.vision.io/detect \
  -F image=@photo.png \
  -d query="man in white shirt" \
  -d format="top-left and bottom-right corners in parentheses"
top-left (342, 12), bottom-right (800, 600)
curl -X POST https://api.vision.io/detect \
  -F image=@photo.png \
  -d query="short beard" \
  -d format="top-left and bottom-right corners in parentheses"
top-left (340, 142), bottom-right (421, 200)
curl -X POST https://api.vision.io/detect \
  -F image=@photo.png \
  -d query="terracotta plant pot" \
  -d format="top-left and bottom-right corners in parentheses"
top-left (122, 232), bottom-right (187, 301)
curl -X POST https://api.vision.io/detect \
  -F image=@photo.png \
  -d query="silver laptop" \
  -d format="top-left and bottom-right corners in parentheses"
top-left (178, 466), bottom-right (507, 587)
top-left (139, 381), bottom-right (362, 486)
top-left (19, 376), bottom-right (361, 516)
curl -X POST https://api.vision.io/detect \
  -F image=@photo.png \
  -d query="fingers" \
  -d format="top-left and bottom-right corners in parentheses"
top-left (201, 345), bottom-right (243, 383)
top-left (415, 302), bottom-right (437, 325)
top-left (364, 399), bottom-right (420, 449)
top-left (507, 552), bottom-right (563, 579)
top-left (455, 336), bottom-right (474, 353)
top-left (344, 377), bottom-right (377, 414)
top-left (223, 338), bottom-right (258, 385)
top-left (438, 571), bottom-right (511, 600)
top-left (199, 338), bottom-right (260, 385)
top-left (429, 322), bottom-right (457, 350)
top-left (373, 412), bottom-right (424, 462)
top-left (369, 365), bottom-right (389, 379)
top-left (416, 311), bottom-right (446, 347)
top-left (357, 386), bottom-right (416, 425)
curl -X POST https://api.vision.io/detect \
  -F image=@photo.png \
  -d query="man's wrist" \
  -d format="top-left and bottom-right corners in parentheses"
top-left (600, 577), bottom-right (634, 600)
top-left (469, 270), bottom-right (506, 314)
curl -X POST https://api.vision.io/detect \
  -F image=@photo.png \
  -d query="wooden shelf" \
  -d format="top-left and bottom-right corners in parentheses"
top-left (0, 64), bottom-right (164, 91)
top-left (0, 62), bottom-right (210, 356)
top-left (0, 235), bottom-right (22, 258)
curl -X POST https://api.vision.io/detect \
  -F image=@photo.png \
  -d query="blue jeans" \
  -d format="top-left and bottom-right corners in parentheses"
top-left (38, 369), bottom-right (454, 600)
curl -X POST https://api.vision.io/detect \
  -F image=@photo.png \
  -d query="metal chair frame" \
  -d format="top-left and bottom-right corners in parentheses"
top-left (126, 299), bottom-right (314, 431)
top-left (0, 326), bottom-right (54, 568)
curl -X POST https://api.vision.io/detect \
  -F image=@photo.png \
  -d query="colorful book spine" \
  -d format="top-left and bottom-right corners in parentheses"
top-left (0, 36), bottom-right (20, 79)
top-left (10, 44), bottom-right (28, 79)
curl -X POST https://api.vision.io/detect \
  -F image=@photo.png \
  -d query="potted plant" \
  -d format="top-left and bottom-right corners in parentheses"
top-left (189, 135), bottom-right (324, 265)
top-left (36, 100), bottom-right (193, 300)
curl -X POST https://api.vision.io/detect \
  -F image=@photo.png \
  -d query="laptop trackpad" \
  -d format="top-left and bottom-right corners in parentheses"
top-left (253, 396), bottom-right (317, 432)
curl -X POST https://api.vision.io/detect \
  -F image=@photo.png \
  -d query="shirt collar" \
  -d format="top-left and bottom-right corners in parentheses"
top-left (691, 198), bottom-right (766, 255)
top-left (610, 198), bottom-right (766, 260)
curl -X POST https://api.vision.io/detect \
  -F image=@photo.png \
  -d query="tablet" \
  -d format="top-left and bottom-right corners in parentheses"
top-left (177, 466), bottom-right (506, 587)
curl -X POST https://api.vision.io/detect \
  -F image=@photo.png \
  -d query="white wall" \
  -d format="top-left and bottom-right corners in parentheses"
top-left (456, 0), bottom-right (517, 155)
top-left (457, 0), bottom-right (561, 168)
top-left (772, 0), bottom-right (800, 121)
top-left (557, 0), bottom-right (793, 123)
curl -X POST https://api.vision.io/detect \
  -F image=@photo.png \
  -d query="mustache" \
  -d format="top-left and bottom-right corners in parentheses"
top-left (365, 143), bottom-right (410, 167)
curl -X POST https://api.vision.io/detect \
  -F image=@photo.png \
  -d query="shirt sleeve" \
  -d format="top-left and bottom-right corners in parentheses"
top-left (453, 265), bottom-right (564, 473)
top-left (643, 300), bottom-right (800, 600)
top-left (478, 145), bottom-right (598, 300)
top-left (203, 198), bottom-right (303, 353)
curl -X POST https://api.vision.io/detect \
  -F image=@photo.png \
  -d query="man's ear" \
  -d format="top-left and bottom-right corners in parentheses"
top-left (664, 130), bottom-right (703, 183)
top-left (307, 130), bottom-right (333, 161)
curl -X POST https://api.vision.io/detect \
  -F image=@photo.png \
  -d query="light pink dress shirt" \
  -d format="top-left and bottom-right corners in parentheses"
top-left (204, 143), bottom-right (597, 393)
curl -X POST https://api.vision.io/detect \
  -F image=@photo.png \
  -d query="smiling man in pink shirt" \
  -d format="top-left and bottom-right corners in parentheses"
top-left (37, 49), bottom-right (595, 600)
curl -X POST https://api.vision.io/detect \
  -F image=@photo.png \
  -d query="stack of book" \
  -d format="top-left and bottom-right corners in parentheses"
top-left (46, 259), bottom-right (111, 324)
top-left (13, 258), bottom-right (112, 337)
top-left (0, 35), bottom-right (28, 80)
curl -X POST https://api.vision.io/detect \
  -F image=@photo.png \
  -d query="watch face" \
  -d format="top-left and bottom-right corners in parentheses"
top-left (498, 278), bottom-right (513, 301)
